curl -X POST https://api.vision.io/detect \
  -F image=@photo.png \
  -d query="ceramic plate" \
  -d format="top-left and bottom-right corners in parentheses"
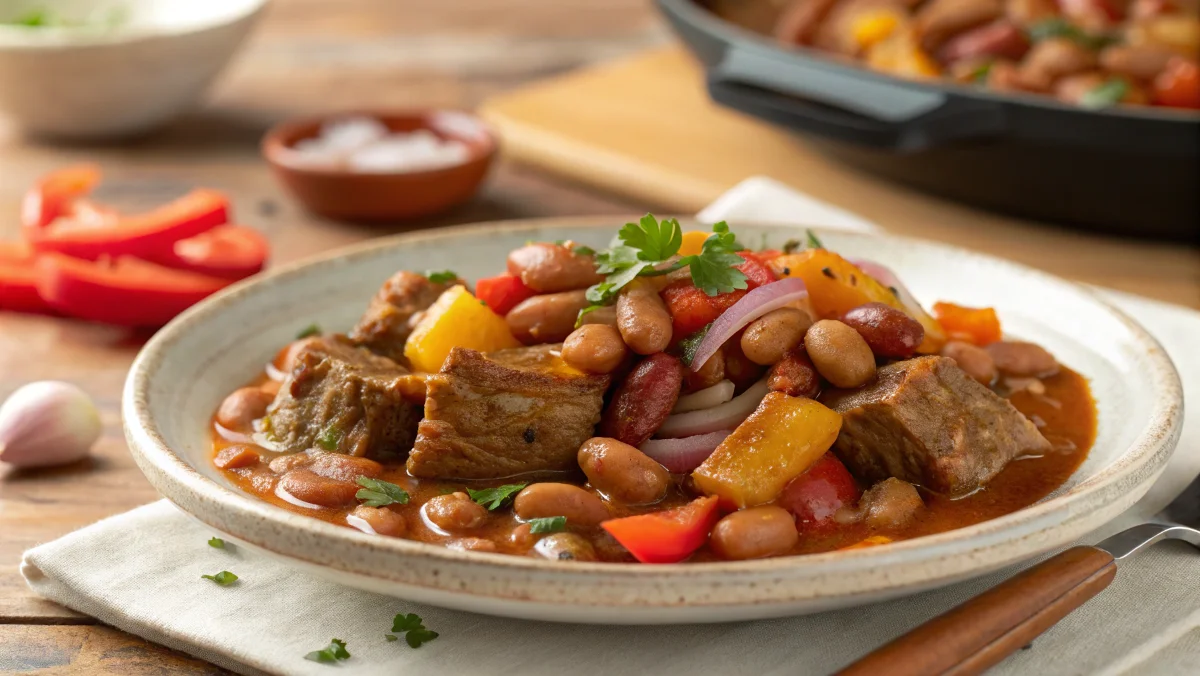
top-left (123, 217), bottom-right (1183, 624)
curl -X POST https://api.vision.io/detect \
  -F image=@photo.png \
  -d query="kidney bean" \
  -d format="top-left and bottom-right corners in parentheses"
top-left (506, 290), bottom-right (590, 344)
top-left (350, 505), bottom-right (407, 537)
top-left (578, 437), bottom-right (670, 504)
top-left (740, 308), bottom-right (813, 366)
top-left (514, 483), bottom-right (610, 527)
top-left (767, 348), bottom-right (821, 398)
top-left (216, 387), bottom-right (274, 431)
top-left (308, 453), bottom-right (382, 482)
top-left (534, 533), bottom-right (598, 561)
top-left (507, 242), bottom-right (603, 293)
top-left (985, 340), bottom-right (1059, 377)
top-left (599, 352), bottom-right (685, 446)
top-left (562, 324), bottom-right (628, 374)
top-left (839, 302), bottom-right (925, 359)
top-left (805, 320), bottom-right (877, 388)
top-left (279, 469), bottom-right (359, 508)
top-left (915, 0), bottom-right (1005, 53)
top-left (424, 492), bottom-right (488, 532)
top-left (578, 304), bottom-right (618, 328)
top-left (861, 478), bottom-right (924, 530)
top-left (938, 19), bottom-right (1030, 63)
top-left (723, 340), bottom-right (767, 392)
top-left (941, 340), bottom-right (998, 385)
top-left (684, 347), bottom-right (726, 393)
top-left (710, 506), bottom-right (800, 560)
top-left (214, 445), bottom-right (261, 470)
top-left (617, 280), bottom-right (673, 355)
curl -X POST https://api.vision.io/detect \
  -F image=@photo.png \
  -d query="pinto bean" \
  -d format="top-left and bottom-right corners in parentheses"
top-left (448, 537), bottom-right (498, 553)
top-left (507, 242), bottom-right (603, 293)
top-left (941, 340), bottom-right (998, 385)
top-left (915, 0), bottom-right (1005, 53)
top-left (861, 478), bottom-right (924, 530)
top-left (616, 280), bottom-right (673, 355)
top-left (578, 304), bottom-right (618, 328)
top-left (1100, 45), bottom-right (1176, 80)
top-left (768, 348), bottom-right (821, 398)
top-left (578, 437), bottom-right (670, 504)
top-left (514, 483), bottom-right (610, 527)
top-left (775, 0), bottom-right (839, 45)
top-left (562, 324), bottom-right (628, 374)
top-left (740, 308), bottom-right (813, 366)
top-left (805, 320), bottom-right (877, 388)
top-left (684, 348), bottom-right (726, 392)
top-left (424, 492), bottom-right (488, 532)
top-left (506, 290), bottom-right (590, 344)
top-left (599, 352), bottom-right (685, 446)
top-left (939, 19), bottom-right (1030, 63)
top-left (509, 522), bottom-right (538, 550)
top-left (214, 445), bottom-right (262, 470)
top-left (839, 302), bottom-right (925, 358)
top-left (1005, 0), bottom-right (1058, 26)
top-left (278, 337), bottom-right (322, 375)
top-left (1019, 38), bottom-right (1098, 90)
top-left (278, 469), bottom-right (359, 508)
top-left (710, 506), bottom-right (800, 560)
top-left (350, 505), bottom-right (407, 537)
top-left (308, 453), bottom-right (382, 482)
top-left (533, 533), bottom-right (598, 561)
top-left (723, 340), bottom-right (767, 392)
top-left (216, 387), bottom-right (274, 431)
top-left (986, 340), bottom-right (1059, 377)
top-left (268, 452), bottom-right (313, 474)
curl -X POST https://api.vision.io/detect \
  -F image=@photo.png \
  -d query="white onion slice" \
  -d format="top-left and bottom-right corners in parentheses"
top-left (275, 483), bottom-right (323, 510)
top-left (640, 430), bottom-right (732, 473)
top-left (265, 361), bottom-right (288, 382)
top-left (346, 514), bottom-right (377, 535)
top-left (656, 379), bottom-right (769, 439)
top-left (214, 421), bottom-right (253, 444)
top-left (688, 278), bottom-right (808, 372)
top-left (673, 380), bottom-right (736, 413)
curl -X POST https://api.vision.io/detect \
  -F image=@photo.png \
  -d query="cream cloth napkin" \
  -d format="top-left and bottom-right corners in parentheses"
top-left (23, 178), bottom-right (1200, 676)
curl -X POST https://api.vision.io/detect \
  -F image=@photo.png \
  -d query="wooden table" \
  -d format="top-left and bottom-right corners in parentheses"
top-left (0, 1), bottom-right (1195, 673)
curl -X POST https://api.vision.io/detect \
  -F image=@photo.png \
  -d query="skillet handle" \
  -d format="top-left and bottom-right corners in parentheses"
top-left (708, 46), bottom-right (1007, 152)
top-left (838, 546), bottom-right (1117, 676)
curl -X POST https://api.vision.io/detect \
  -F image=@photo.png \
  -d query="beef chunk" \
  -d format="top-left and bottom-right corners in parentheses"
top-left (407, 345), bottom-right (611, 479)
top-left (268, 337), bottom-right (422, 459)
top-left (348, 271), bottom-right (462, 362)
top-left (822, 356), bottom-right (1050, 496)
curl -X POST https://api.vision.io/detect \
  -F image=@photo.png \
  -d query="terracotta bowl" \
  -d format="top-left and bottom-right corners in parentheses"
top-left (123, 218), bottom-right (1183, 624)
top-left (261, 110), bottom-right (497, 222)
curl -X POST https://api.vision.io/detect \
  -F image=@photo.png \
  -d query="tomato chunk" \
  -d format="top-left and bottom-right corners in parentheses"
top-left (474, 272), bottom-right (536, 316)
top-left (1154, 58), bottom-right (1200, 110)
top-left (778, 453), bottom-right (861, 532)
top-left (660, 253), bottom-right (777, 340)
top-left (932, 302), bottom-right (1002, 345)
top-left (601, 496), bottom-right (719, 563)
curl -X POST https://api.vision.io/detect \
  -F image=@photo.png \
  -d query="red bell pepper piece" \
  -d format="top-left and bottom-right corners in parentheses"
top-left (932, 301), bottom-right (1003, 346)
top-left (35, 253), bottom-right (232, 327)
top-left (21, 165), bottom-right (102, 230)
top-left (0, 242), bottom-right (53, 314)
top-left (779, 453), bottom-right (861, 532)
top-left (601, 496), bottom-right (720, 563)
top-left (475, 272), bottom-right (537, 315)
top-left (139, 225), bottom-right (269, 280)
top-left (660, 253), bottom-right (778, 340)
top-left (1154, 58), bottom-right (1200, 110)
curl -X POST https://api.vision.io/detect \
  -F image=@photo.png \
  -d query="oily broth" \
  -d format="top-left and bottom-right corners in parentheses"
top-left (212, 366), bottom-right (1094, 561)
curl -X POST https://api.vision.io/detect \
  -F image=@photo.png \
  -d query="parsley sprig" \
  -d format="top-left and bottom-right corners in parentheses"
top-left (208, 537), bottom-right (225, 549)
top-left (201, 571), bottom-right (238, 586)
top-left (305, 638), bottom-right (351, 663)
top-left (467, 483), bottom-right (527, 510)
top-left (388, 613), bottom-right (439, 648)
top-left (355, 477), bottom-right (410, 507)
top-left (579, 215), bottom-right (749, 321)
top-left (425, 270), bottom-right (458, 284)
top-left (528, 516), bottom-right (567, 534)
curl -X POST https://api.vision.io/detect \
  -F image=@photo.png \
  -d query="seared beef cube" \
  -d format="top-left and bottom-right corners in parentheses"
top-left (268, 337), bottom-right (422, 459)
top-left (349, 271), bottom-right (462, 362)
top-left (407, 345), bottom-right (611, 479)
top-left (822, 356), bottom-right (1050, 496)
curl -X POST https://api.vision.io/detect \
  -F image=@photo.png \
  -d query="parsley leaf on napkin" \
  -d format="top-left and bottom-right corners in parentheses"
top-left (305, 638), bottom-right (351, 663)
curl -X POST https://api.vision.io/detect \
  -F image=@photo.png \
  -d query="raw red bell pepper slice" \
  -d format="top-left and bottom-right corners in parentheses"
top-left (21, 164), bottom-right (102, 230)
top-left (139, 225), bottom-right (269, 280)
top-left (25, 187), bottom-right (230, 260)
top-left (35, 253), bottom-right (232, 327)
top-left (778, 453), bottom-right (861, 532)
top-left (0, 242), bottom-right (53, 314)
top-left (601, 496), bottom-right (720, 563)
top-left (475, 272), bottom-right (536, 315)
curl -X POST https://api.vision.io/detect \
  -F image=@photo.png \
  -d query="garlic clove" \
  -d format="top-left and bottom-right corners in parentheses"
top-left (0, 381), bottom-right (102, 469)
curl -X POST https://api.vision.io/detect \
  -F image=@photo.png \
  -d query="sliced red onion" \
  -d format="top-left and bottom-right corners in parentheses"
top-left (849, 259), bottom-right (923, 319)
top-left (640, 430), bottom-right (732, 473)
top-left (656, 379), bottom-right (769, 439)
top-left (673, 380), bottom-right (735, 414)
top-left (688, 278), bottom-right (808, 372)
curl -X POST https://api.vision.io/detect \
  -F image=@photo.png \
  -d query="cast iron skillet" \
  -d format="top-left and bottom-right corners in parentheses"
top-left (657, 0), bottom-right (1200, 240)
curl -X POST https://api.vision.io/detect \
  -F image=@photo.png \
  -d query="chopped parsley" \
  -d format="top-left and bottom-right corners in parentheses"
top-left (295, 323), bottom-right (321, 339)
top-left (425, 270), bottom-right (458, 284)
top-left (1080, 79), bottom-right (1129, 110)
top-left (201, 571), bottom-right (238, 586)
top-left (969, 61), bottom-right (994, 83)
top-left (528, 516), bottom-right (567, 534)
top-left (573, 245), bottom-right (596, 256)
top-left (467, 483), bottom-right (527, 510)
top-left (1026, 18), bottom-right (1115, 50)
top-left (677, 323), bottom-right (712, 368)
top-left (782, 238), bottom-right (802, 254)
top-left (208, 537), bottom-right (225, 549)
top-left (305, 638), bottom-right (351, 663)
top-left (391, 613), bottom-right (439, 648)
top-left (316, 425), bottom-right (342, 451)
top-left (577, 215), bottom-right (749, 322)
top-left (355, 477), bottom-right (410, 507)
top-left (385, 634), bottom-right (399, 642)
top-left (806, 229), bottom-right (825, 250)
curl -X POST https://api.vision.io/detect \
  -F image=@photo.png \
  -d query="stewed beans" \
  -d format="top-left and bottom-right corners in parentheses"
top-left (616, 280), bottom-right (673, 355)
top-left (424, 492), bottom-right (488, 532)
top-left (740, 307), bottom-right (812, 365)
top-left (577, 437), bottom-right (670, 505)
top-left (506, 242), bottom-right (603, 293)
top-left (804, 319), bottom-right (877, 388)
top-left (562, 324), bottom-right (628, 374)
top-left (216, 387), bottom-right (273, 431)
top-left (514, 483), bottom-right (610, 527)
top-left (506, 290), bottom-right (590, 343)
top-left (710, 506), bottom-right (799, 560)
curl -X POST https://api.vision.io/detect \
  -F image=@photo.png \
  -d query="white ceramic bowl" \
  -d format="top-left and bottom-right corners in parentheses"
top-left (123, 218), bottom-right (1183, 624)
top-left (0, 0), bottom-right (266, 139)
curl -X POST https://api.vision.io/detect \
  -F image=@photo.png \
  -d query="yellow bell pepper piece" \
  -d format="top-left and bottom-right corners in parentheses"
top-left (678, 230), bottom-right (710, 257)
top-left (404, 285), bottom-right (520, 373)
top-left (693, 392), bottom-right (842, 509)
top-left (866, 29), bottom-right (941, 79)
top-left (769, 249), bottom-right (945, 353)
top-left (852, 10), bottom-right (901, 50)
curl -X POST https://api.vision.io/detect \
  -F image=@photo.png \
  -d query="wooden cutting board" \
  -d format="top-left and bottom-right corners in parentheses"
top-left (479, 46), bottom-right (1200, 308)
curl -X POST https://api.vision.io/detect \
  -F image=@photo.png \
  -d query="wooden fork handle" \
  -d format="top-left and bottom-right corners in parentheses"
top-left (838, 546), bottom-right (1117, 676)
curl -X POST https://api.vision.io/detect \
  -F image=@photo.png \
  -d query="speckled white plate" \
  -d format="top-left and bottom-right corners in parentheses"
top-left (123, 217), bottom-right (1183, 624)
